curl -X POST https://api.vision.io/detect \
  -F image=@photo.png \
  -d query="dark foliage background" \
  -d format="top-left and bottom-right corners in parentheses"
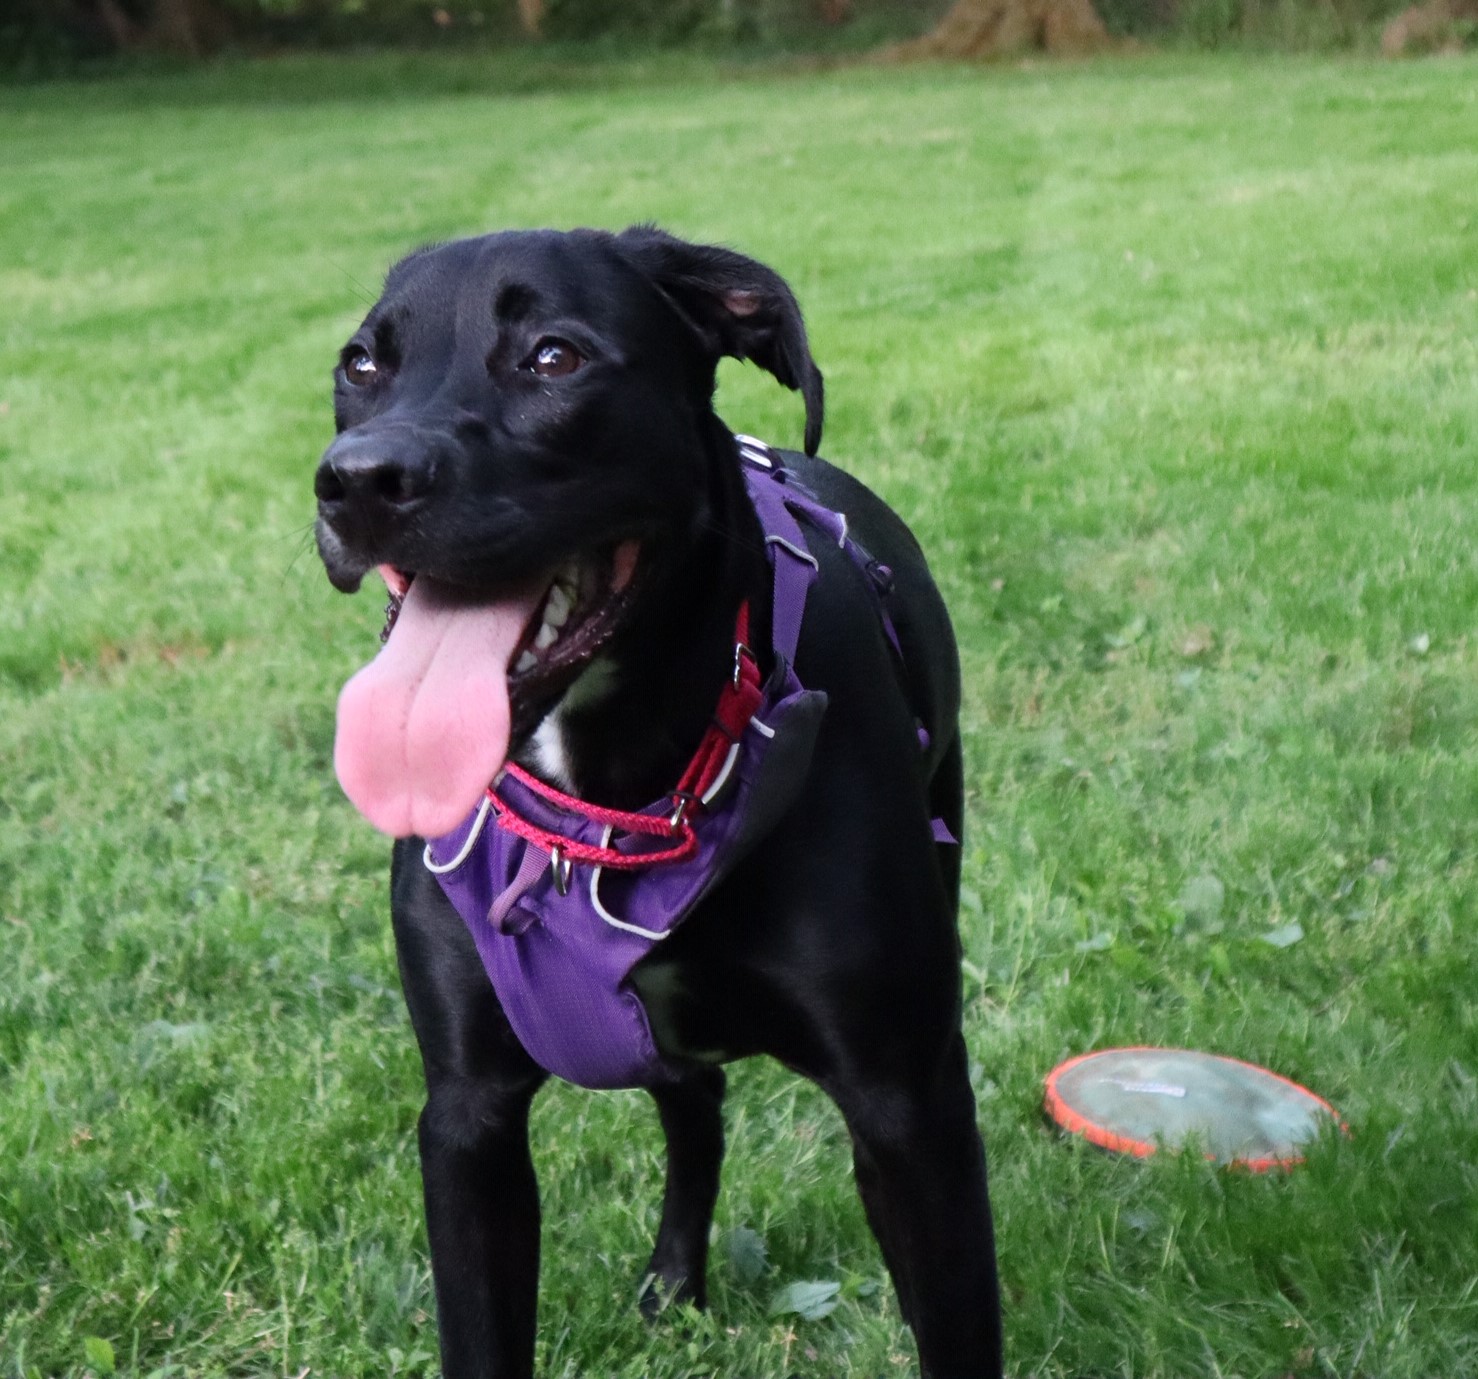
top-left (4, 0), bottom-right (1451, 74)
top-left (3, 0), bottom-right (944, 69)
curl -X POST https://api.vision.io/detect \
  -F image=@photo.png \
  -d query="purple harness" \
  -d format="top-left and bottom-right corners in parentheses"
top-left (424, 437), bottom-right (947, 1090)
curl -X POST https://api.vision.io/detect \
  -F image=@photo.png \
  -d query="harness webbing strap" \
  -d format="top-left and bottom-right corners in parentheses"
top-left (746, 475), bottom-right (819, 665)
top-left (767, 476), bottom-right (908, 666)
top-left (487, 839), bottom-right (550, 931)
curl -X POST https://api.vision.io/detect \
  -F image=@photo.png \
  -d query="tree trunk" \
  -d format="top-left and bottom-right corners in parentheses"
top-left (887, 0), bottom-right (1112, 58)
top-left (92, 0), bottom-right (140, 48)
top-left (149, 0), bottom-right (204, 55)
top-left (1381, 0), bottom-right (1478, 52)
top-left (78, 0), bottom-right (231, 55)
top-left (517, 0), bottom-right (545, 37)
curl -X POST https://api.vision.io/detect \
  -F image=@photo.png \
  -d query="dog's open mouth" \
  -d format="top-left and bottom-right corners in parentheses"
top-left (333, 540), bottom-right (641, 839)
top-left (381, 540), bottom-right (639, 687)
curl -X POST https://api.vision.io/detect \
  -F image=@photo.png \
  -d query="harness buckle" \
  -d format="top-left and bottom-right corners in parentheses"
top-left (549, 846), bottom-right (572, 897)
top-left (866, 558), bottom-right (895, 595)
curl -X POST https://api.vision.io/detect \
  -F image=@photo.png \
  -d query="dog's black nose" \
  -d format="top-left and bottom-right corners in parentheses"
top-left (316, 432), bottom-right (435, 511)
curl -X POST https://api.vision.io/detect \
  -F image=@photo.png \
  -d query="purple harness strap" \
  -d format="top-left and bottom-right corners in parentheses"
top-left (424, 437), bottom-right (951, 1090)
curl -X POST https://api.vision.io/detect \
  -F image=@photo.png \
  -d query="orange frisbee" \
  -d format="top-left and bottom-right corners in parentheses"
top-left (1044, 1047), bottom-right (1343, 1171)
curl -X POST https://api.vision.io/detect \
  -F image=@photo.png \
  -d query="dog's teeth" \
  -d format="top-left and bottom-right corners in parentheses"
top-left (534, 621), bottom-right (559, 650)
top-left (545, 584), bottom-right (571, 627)
top-left (515, 650), bottom-right (538, 673)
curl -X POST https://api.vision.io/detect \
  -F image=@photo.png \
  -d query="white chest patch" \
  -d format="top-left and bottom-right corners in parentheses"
top-left (523, 657), bottom-right (619, 793)
top-left (530, 717), bottom-right (576, 792)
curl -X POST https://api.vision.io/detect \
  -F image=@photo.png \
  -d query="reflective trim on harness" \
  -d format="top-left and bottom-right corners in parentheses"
top-left (701, 740), bottom-right (743, 806)
top-left (423, 793), bottom-right (493, 874)
top-left (734, 434), bottom-right (774, 468)
top-left (767, 534), bottom-right (819, 568)
top-left (589, 826), bottom-right (672, 941)
top-left (581, 727), bottom-right (746, 938)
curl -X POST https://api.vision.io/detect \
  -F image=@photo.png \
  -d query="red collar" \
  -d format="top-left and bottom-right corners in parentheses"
top-left (489, 602), bottom-right (764, 880)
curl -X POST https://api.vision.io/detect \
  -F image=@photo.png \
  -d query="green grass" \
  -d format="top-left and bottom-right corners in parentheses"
top-left (3, 48), bottom-right (1477, 1379)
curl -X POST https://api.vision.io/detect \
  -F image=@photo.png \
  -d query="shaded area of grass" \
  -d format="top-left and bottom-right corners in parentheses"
top-left (2, 51), bottom-right (1477, 1378)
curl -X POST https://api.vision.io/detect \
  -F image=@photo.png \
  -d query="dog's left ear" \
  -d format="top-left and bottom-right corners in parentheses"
top-left (616, 226), bottom-right (825, 456)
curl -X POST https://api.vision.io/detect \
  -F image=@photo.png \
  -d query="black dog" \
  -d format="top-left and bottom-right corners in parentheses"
top-left (314, 226), bottom-right (1001, 1379)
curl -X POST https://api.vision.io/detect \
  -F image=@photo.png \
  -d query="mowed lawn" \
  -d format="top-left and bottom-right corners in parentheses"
top-left (2, 48), bottom-right (1477, 1379)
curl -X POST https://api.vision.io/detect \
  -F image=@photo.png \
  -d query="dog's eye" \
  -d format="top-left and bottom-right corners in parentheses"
top-left (343, 347), bottom-right (380, 387)
top-left (525, 340), bottom-right (584, 379)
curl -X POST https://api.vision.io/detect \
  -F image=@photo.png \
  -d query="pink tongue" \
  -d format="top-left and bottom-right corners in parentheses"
top-left (334, 573), bottom-right (546, 839)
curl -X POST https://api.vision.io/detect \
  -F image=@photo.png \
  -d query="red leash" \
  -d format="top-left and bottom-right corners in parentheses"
top-left (489, 605), bottom-right (764, 871)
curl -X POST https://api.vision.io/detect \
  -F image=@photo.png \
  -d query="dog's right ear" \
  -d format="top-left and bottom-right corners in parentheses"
top-left (615, 226), bottom-right (825, 457)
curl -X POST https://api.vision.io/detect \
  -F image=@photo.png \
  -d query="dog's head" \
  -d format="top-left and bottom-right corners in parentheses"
top-left (315, 226), bottom-right (823, 838)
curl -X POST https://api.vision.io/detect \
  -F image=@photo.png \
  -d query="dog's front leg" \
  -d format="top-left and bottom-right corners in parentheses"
top-left (830, 1032), bottom-right (1003, 1379)
top-left (392, 844), bottom-right (549, 1379)
top-left (418, 1073), bottom-right (544, 1378)
top-left (641, 1066), bottom-right (727, 1315)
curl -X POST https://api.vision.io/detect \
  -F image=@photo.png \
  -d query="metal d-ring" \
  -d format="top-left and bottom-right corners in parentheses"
top-left (668, 792), bottom-right (695, 832)
top-left (732, 641), bottom-right (753, 687)
top-left (549, 846), bottom-right (572, 897)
